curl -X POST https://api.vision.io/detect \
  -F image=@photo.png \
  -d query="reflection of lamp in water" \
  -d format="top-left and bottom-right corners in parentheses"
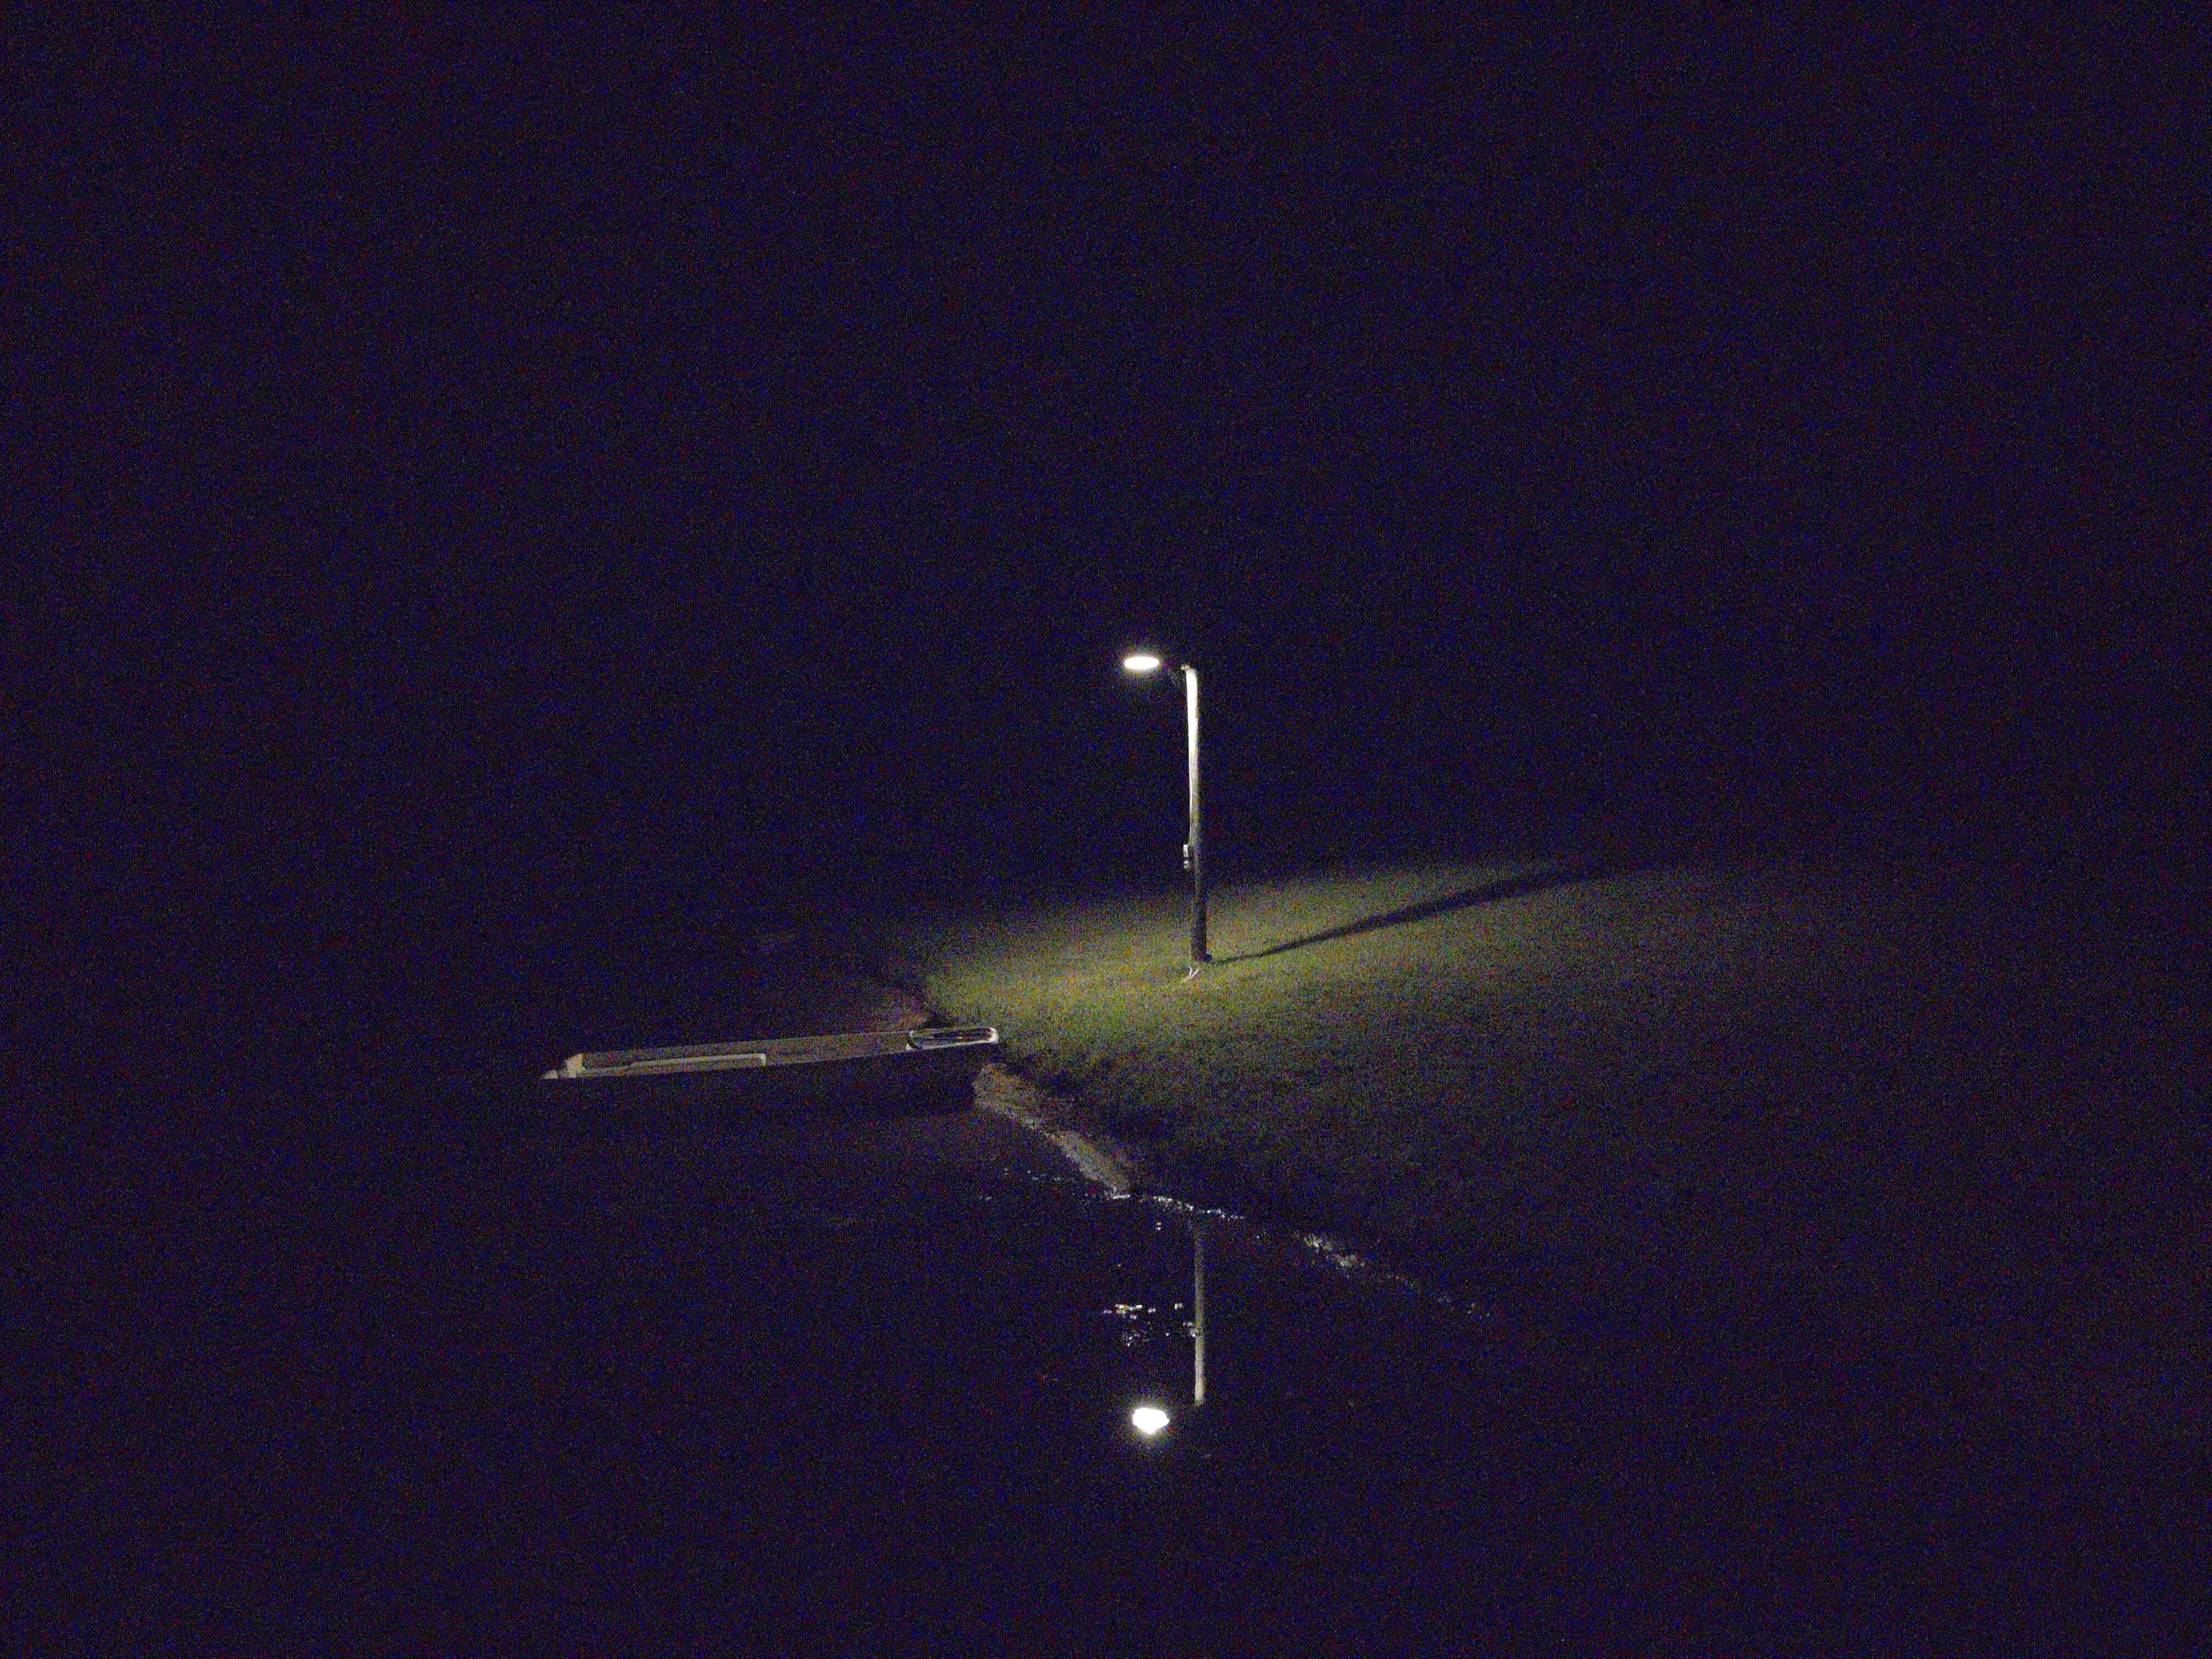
top-left (1124, 1217), bottom-right (1212, 1440)
top-left (1191, 1217), bottom-right (1207, 1407)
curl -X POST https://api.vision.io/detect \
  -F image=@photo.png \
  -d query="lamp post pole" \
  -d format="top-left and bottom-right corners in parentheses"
top-left (1122, 650), bottom-right (1210, 978)
top-left (1182, 662), bottom-right (1209, 973)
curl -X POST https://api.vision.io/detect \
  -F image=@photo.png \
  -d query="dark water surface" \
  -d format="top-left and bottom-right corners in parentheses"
top-left (15, 1092), bottom-right (2191, 1654)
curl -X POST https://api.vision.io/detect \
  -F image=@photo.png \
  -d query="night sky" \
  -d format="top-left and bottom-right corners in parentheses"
top-left (16, 13), bottom-right (2202, 1068)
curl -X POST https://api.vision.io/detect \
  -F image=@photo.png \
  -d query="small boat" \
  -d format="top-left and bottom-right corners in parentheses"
top-left (535, 1025), bottom-right (1002, 1124)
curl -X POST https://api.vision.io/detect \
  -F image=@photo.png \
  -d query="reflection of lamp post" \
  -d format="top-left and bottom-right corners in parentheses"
top-left (1126, 1218), bottom-right (1209, 1439)
top-left (1192, 1217), bottom-right (1207, 1407)
top-left (1121, 652), bottom-right (1209, 975)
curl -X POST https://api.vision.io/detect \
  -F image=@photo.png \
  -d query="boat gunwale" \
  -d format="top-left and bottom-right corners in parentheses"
top-left (550, 1026), bottom-right (999, 1080)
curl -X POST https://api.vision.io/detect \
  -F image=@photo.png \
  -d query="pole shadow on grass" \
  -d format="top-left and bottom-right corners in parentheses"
top-left (1220, 857), bottom-right (1630, 963)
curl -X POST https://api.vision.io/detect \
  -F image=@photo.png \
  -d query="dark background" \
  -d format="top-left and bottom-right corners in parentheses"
top-left (12, 11), bottom-right (2202, 1092)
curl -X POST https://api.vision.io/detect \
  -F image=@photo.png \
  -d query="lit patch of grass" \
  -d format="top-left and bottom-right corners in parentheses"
top-left (860, 853), bottom-right (2206, 1435)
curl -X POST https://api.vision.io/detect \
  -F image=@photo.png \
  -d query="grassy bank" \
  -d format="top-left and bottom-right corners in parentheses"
top-left (859, 852), bottom-right (2205, 1430)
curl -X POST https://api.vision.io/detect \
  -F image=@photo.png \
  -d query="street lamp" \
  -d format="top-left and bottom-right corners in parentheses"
top-left (1121, 651), bottom-right (1209, 974)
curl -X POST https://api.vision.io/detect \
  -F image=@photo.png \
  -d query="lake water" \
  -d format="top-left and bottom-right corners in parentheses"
top-left (15, 1087), bottom-right (2190, 1652)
